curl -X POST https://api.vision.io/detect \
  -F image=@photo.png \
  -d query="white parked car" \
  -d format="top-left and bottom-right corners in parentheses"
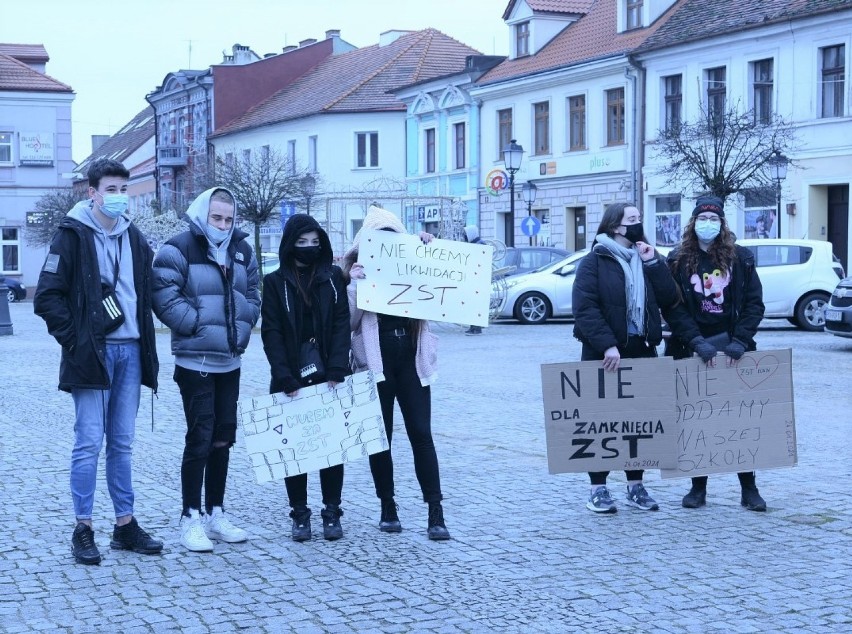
top-left (737, 239), bottom-right (845, 331)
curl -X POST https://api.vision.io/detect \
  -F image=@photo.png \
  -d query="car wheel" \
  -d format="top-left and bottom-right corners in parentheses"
top-left (6, 289), bottom-right (15, 303)
top-left (794, 292), bottom-right (830, 331)
top-left (514, 292), bottom-right (550, 324)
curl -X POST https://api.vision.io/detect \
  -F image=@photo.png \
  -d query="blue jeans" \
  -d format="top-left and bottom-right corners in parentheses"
top-left (70, 342), bottom-right (141, 521)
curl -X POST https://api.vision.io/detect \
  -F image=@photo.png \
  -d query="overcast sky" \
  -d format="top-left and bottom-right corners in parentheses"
top-left (1, 0), bottom-right (510, 163)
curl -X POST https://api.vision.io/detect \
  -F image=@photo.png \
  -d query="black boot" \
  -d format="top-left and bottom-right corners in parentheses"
top-left (738, 472), bottom-right (766, 512)
top-left (427, 502), bottom-right (450, 541)
top-left (321, 504), bottom-right (344, 541)
top-left (379, 498), bottom-right (402, 533)
top-left (289, 506), bottom-right (312, 542)
top-left (682, 476), bottom-right (707, 508)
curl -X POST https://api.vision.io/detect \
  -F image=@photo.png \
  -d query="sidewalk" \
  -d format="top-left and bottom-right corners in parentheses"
top-left (1, 302), bottom-right (850, 633)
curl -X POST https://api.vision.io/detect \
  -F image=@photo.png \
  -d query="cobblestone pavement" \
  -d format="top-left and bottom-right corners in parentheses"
top-left (1, 302), bottom-right (851, 633)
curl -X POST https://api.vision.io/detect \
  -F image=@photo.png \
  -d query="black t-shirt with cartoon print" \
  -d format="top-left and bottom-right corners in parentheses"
top-left (688, 250), bottom-right (733, 336)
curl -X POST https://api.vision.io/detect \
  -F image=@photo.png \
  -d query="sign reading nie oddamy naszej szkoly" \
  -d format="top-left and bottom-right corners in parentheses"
top-left (356, 229), bottom-right (494, 327)
top-left (540, 357), bottom-right (678, 473)
top-left (662, 349), bottom-right (797, 479)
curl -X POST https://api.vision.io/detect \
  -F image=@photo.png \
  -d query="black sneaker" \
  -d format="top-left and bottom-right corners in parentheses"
top-left (379, 498), bottom-right (402, 533)
top-left (741, 486), bottom-right (767, 512)
top-left (321, 505), bottom-right (344, 541)
top-left (110, 517), bottom-right (163, 554)
top-left (71, 522), bottom-right (102, 565)
top-left (290, 507), bottom-right (312, 542)
top-left (427, 502), bottom-right (451, 541)
top-left (587, 486), bottom-right (617, 513)
top-left (625, 483), bottom-right (659, 511)
top-left (682, 487), bottom-right (707, 508)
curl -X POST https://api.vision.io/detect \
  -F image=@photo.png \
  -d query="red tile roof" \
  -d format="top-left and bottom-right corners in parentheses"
top-left (0, 53), bottom-right (72, 92)
top-left (637, 0), bottom-right (852, 53)
top-left (0, 43), bottom-right (49, 62)
top-left (483, 0), bottom-right (685, 85)
top-left (503, 0), bottom-right (594, 20)
top-left (212, 29), bottom-right (480, 137)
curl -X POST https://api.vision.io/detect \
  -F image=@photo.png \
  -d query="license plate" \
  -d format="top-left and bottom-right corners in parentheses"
top-left (824, 309), bottom-right (842, 322)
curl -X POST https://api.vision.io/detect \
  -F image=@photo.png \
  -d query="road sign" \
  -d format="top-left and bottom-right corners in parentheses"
top-left (280, 201), bottom-right (297, 231)
top-left (521, 215), bottom-right (541, 237)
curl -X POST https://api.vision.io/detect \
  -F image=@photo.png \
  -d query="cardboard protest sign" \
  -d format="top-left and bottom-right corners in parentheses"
top-left (356, 228), bottom-right (493, 326)
top-left (540, 357), bottom-right (678, 473)
top-left (662, 349), bottom-right (796, 478)
top-left (237, 371), bottom-right (387, 483)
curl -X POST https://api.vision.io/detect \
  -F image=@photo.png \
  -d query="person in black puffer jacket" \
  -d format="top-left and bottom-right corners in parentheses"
top-left (662, 196), bottom-right (767, 512)
top-left (572, 202), bottom-right (680, 515)
top-left (261, 214), bottom-right (351, 542)
top-left (153, 187), bottom-right (261, 552)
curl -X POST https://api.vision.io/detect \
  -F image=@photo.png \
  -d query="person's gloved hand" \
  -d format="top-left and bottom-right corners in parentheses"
top-left (724, 339), bottom-right (747, 360)
top-left (690, 336), bottom-right (717, 363)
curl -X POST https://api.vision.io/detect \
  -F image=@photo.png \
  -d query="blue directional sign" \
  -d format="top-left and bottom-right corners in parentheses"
top-left (280, 201), bottom-right (297, 231)
top-left (520, 215), bottom-right (541, 237)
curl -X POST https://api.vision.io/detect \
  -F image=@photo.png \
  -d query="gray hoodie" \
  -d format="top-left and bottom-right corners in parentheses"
top-left (67, 200), bottom-right (139, 342)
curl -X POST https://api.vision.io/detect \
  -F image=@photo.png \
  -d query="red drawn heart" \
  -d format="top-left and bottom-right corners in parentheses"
top-left (736, 354), bottom-right (780, 389)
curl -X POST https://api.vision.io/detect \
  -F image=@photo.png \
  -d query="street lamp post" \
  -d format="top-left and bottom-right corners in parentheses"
top-left (502, 139), bottom-right (524, 247)
top-left (301, 173), bottom-right (316, 216)
top-left (767, 150), bottom-right (789, 224)
top-left (521, 181), bottom-right (537, 246)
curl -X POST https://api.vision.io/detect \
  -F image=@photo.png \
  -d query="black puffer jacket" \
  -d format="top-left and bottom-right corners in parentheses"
top-left (261, 215), bottom-right (351, 394)
top-left (663, 245), bottom-right (765, 359)
top-left (152, 224), bottom-right (260, 359)
top-left (572, 244), bottom-right (679, 355)
top-left (33, 217), bottom-right (159, 392)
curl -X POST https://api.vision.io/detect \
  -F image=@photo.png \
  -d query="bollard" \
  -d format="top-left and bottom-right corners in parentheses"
top-left (0, 281), bottom-right (12, 335)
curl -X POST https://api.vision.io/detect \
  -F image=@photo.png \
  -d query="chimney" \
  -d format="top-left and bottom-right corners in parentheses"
top-left (232, 44), bottom-right (254, 65)
top-left (282, 45), bottom-right (297, 53)
top-left (379, 30), bottom-right (412, 47)
top-left (299, 38), bottom-right (318, 48)
top-left (325, 29), bottom-right (341, 39)
top-left (264, 53), bottom-right (276, 58)
top-left (91, 135), bottom-right (109, 153)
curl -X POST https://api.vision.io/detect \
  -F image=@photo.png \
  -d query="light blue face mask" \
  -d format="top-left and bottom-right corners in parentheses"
top-left (98, 193), bottom-right (129, 219)
top-left (695, 220), bottom-right (721, 242)
top-left (206, 225), bottom-right (231, 245)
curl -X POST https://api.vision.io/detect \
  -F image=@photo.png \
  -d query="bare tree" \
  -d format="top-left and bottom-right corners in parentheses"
top-left (24, 188), bottom-right (86, 248)
top-left (215, 147), bottom-right (310, 287)
top-left (653, 100), bottom-right (797, 203)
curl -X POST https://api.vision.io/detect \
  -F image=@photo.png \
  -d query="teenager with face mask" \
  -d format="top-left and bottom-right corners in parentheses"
top-left (572, 202), bottom-right (680, 514)
top-left (663, 196), bottom-right (768, 512)
top-left (152, 187), bottom-right (261, 552)
top-left (261, 214), bottom-right (351, 541)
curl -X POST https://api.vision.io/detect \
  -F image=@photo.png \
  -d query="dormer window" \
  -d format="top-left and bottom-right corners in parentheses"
top-left (626, 0), bottom-right (643, 29)
top-left (516, 21), bottom-right (530, 57)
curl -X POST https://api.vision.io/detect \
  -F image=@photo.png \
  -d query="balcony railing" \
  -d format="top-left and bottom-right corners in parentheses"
top-left (157, 145), bottom-right (188, 166)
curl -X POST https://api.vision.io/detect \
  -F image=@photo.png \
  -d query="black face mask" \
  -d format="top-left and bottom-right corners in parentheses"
top-left (294, 245), bottom-right (322, 265)
top-left (621, 223), bottom-right (644, 244)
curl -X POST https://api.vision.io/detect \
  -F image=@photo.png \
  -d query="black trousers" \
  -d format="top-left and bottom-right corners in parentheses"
top-left (174, 366), bottom-right (240, 514)
top-left (582, 337), bottom-right (656, 486)
top-left (369, 333), bottom-right (443, 503)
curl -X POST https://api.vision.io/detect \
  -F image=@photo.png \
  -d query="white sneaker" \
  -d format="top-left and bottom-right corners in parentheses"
top-left (180, 509), bottom-right (214, 552)
top-left (204, 507), bottom-right (248, 543)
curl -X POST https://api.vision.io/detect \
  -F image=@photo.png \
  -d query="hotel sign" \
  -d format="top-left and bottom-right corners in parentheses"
top-left (19, 132), bottom-right (55, 166)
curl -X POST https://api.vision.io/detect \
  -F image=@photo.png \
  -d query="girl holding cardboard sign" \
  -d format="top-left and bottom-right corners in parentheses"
top-left (341, 205), bottom-right (450, 541)
top-left (663, 196), bottom-right (768, 512)
top-left (261, 214), bottom-right (352, 541)
top-left (572, 202), bottom-right (680, 514)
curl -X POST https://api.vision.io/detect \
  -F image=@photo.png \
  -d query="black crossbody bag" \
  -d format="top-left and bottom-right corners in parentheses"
top-left (101, 237), bottom-right (125, 334)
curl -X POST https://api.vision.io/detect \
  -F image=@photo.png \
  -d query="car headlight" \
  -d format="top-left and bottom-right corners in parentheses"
top-left (20, 284), bottom-right (26, 290)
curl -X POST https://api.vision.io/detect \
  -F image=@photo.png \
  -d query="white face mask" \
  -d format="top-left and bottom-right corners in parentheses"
top-left (206, 225), bottom-right (231, 245)
top-left (695, 220), bottom-right (721, 242)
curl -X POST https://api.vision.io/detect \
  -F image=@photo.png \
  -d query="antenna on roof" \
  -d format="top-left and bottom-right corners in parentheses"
top-left (185, 40), bottom-right (193, 68)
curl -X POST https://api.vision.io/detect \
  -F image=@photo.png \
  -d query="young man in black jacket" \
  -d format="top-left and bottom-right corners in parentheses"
top-left (34, 158), bottom-right (162, 565)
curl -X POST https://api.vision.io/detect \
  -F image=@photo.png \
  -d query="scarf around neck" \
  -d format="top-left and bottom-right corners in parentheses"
top-left (595, 233), bottom-right (646, 335)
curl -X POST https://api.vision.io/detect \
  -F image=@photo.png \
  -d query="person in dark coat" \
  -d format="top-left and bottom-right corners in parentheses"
top-left (572, 202), bottom-right (680, 514)
top-left (152, 187), bottom-right (261, 552)
top-left (663, 196), bottom-right (768, 511)
top-left (261, 214), bottom-right (351, 541)
top-left (33, 158), bottom-right (162, 565)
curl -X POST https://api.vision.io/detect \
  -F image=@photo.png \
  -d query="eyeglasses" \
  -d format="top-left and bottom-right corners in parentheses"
top-left (695, 215), bottom-right (721, 223)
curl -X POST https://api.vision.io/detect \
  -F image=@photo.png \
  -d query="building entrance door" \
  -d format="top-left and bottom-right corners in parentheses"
top-left (827, 185), bottom-right (849, 272)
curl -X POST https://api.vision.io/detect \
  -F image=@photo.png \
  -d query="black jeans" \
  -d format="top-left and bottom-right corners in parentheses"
top-left (174, 366), bottom-right (240, 514)
top-left (370, 333), bottom-right (443, 503)
top-left (582, 337), bottom-right (657, 486)
top-left (284, 466), bottom-right (344, 509)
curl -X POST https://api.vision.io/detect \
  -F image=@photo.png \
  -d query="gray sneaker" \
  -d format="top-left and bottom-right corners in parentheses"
top-left (625, 483), bottom-right (659, 511)
top-left (586, 486), bottom-right (617, 513)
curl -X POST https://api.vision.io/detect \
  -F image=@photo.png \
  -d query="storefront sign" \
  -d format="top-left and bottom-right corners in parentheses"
top-left (19, 132), bottom-right (54, 166)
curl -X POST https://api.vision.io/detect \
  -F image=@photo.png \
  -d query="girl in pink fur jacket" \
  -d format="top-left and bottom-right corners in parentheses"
top-left (340, 205), bottom-right (450, 541)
